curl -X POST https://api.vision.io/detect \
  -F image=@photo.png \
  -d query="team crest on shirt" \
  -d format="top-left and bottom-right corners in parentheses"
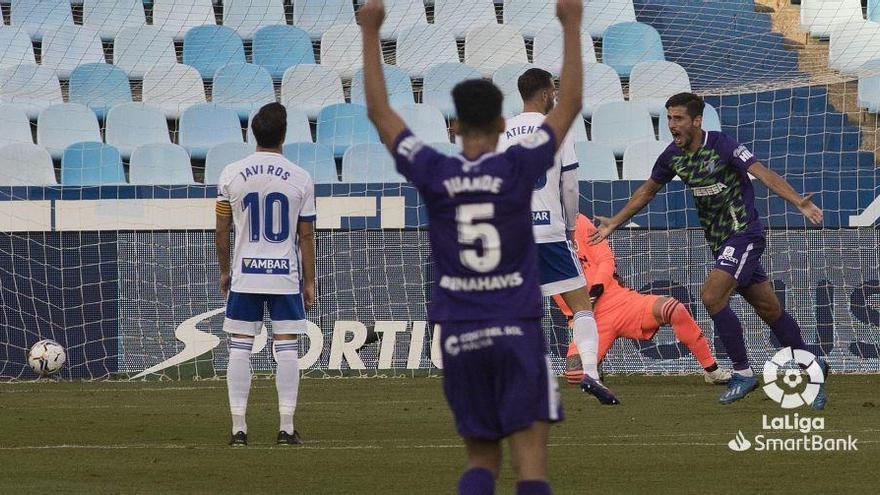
top-left (242, 258), bottom-right (290, 275)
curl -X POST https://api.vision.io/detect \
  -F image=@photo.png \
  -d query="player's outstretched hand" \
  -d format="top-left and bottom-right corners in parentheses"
top-left (589, 216), bottom-right (615, 245)
top-left (358, 0), bottom-right (386, 32)
top-left (220, 272), bottom-right (231, 297)
top-left (303, 281), bottom-right (316, 311)
top-left (556, 0), bottom-right (583, 26)
top-left (798, 192), bottom-right (823, 226)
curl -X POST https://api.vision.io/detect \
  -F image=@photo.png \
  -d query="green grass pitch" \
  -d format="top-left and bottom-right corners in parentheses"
top-left (1, 376), bottom-right (879, 494)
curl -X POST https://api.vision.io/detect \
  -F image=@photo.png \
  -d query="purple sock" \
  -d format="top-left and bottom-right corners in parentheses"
top-left (769, 311), bottom-right (807, 350)
top-left (516, 480), bottom-right (552, 495)
top-left (458, 468), bottom-right (495, 495)
top-left (711, 306), bottom-right (750, 371)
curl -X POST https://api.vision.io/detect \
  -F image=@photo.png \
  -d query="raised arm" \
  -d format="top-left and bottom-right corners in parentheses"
top-left (589, 179), bottom-right (664, 244)
top-left (748, 162), bottom-right (823, 226)
top-left (542, 0), bottom-right (584, 152)
top-left (359, 0), bottom-right (407, 150)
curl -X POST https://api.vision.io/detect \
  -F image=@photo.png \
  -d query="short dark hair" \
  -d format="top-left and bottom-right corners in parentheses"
top-left (517, 68), bottom-right (554, 101)
top-left (251, 102), bottom-right (287, 148)
top-left (665, 92), bottom-right (705, 119)
top-left (452, 79), bottom-right (503, 133)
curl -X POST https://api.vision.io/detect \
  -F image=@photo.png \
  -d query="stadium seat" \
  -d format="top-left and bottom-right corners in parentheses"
top-left (252, 25), bottom-right (316, 80)
top-left (435, 0), bottom-right (498, 39)
top-left (113, 26), bottom-right (177, 79)
top-left (0, 30), bottom-right (36, 67)
top-left (800, 0), bottom-right (863, 38)
top-left (61, 142), bottom-right (126, 185)
top-left (493, 63), bottom-right (542, 118)
top-left (293, 0), bottom-right (355, 40)
top-left (629, 61), bottom-right (692, 116)
top-left (247, 106), bottom-right (313, 144)
top-left (350, 65), bottom-right (415, 108)
top-left (280, 64), bottom-right (345, 119)
top-left (105, 103), bottom-right (171, 160)
top-left (858, 75), bottom-right (880, 113)
top-left (423, 63), bottom-right (483, 118)
top-left (142, 64), bottom-right (207, 120)
top-left (214, 64), bottom-right (276, 121)
top-left (828, 20), bottom-right (880, 75)
top-left (659, 103), bottom-right (722, 142)
top-left (602, 22), bottom-right (665, 77)
top-left (83, 0), bottom-right (147, 42)
top-left (41, 26), bottom-right (106, 79)
top-left (0, 64), bottom-right (63, 120)
top-left (465, 25), bottom-right (528, 77)
top-left (183, 25), bottom-right (246, 80)
top-left (395, 25), bottom-right (460, 79)
top-left (152, 0), bottom-right (216, 41)
top-left (10, 0), bottom-right (73, 41)
top-left (321, 24), bottom-right (375, 80)
top-left (282, 142), bottom-right (338, 183)
top-left (503, 0), bottom-right (555, 38)
top-left (591, 101), bottom-right (656, 156)
top-left (129, 143), bottom-right (195, 185)
top-left (622, 140), bottom-right (670, 180)
top-left (397, 104), bottom-right (449, 144)
top-left (204, 142), bottom-right (256, 184)
top-left (341, 143), bottom-right (403, 183)
top-left (223, 0), bottom-right (286, 40)
top-left (567, 116), bottom-right (589, 144)
top-left (0, 143), bottom-right (56, 185)
top-left (0, 106), bottom-right (34, 147)
top-left (374, 0), bottom-right (429, 40)
top-left (316, 103), bottom-right (380, 157)
top-left (179, 104), bottom-right (244, 160)
top-left (584, 0), bottom-right (637, 38)
top-left (582, 63), bottom-right (625, 118)
top-left (575, 142), bottom-right (618, 180)
top-left (37, 104), bottom-right (102, 160)
top-left (532, 25), bottom-right (598, 76)
top-left (871, 0), bottom-right (880, 22)
top-left (69, 64), bottom-right (133, 121)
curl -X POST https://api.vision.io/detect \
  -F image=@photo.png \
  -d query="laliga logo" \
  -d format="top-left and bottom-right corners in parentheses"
top-left (762, 347), bottom-right (825, 409)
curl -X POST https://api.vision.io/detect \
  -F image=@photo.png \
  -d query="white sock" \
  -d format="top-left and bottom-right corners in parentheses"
top-left (274, 339), bottom-right (300, 434)
top-left (573, 310), bottom-right (600, 380)
top-left (733, 368), bottom-right (754, 377)
top-left (227, 336), bottom-right (254, 434)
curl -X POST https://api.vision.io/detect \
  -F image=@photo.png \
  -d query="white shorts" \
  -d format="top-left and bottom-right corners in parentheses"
top-left (537, 241), bottom-right (586, 296)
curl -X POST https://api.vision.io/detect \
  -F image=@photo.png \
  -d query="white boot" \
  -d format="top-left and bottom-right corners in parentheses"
top-left (704, 367), bottom-right (732, 384)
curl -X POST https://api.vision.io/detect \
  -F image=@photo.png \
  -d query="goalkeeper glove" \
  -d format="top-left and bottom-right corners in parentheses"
top-left (588, 284), bottom-right (604, 306)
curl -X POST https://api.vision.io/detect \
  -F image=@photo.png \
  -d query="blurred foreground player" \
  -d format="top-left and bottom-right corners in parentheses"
top-left (590, 93), bottom-right (828, 408)
top-left (554, 214), bottom-right (732, 386)
top-left (359, 1), bottom-right (585, 493)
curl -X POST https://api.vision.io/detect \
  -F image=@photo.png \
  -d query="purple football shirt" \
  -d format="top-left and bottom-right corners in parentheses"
top-left (391, 125), bottom-right (558, 322)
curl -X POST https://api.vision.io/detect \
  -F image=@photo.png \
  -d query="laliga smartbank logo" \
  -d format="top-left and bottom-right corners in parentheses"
top-left (727, 347), bottom-right (858, 453)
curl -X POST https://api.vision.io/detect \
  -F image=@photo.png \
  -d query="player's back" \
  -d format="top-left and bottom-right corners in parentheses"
top-left (217, 152), bottom-right (316, 295)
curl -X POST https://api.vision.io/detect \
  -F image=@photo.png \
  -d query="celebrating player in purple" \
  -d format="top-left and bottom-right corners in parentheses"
top-left (590, 92), bottom-right (828, 408)
top-left (359, 1), bottom-right (584, 493)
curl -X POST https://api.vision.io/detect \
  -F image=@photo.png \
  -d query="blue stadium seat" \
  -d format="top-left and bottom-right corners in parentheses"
top-left (252, 25), bottom-right (315, 80)
top-left (69, 64), bottom-right (133, 121)
top-left (223, 0), bottom-right (286, 40)
top-left (293, 0), bottom-right (355, 40)
top-left (105, 103), bottom-right (171, 160)
top-left (0, 64), bottom-right (64, 120)
top-left (858, 75), bottom-right (880, 113)
top-left (204, 142), bottom-right (256, 184)
top-left (397, 104), bottom-right (449, 144)
top-left (152, 0), bottom-right (216, 41)
top-left (622, 140), bottom-right (671, 180)
top-left (11, 0), bottom-right (73, 41)
top-left (183, 25), bottom-right (246, 80)
top-left (350, 65), bottom-right (415, 108)
top-left (602, 22), bottom-right (665, 77)
top-left (179, 104), bottom-right (244, 160)
top-left (282, 143), bottom-right (339, 183)
top-left (248, 106), bottom-right (313, 144)
top-left (213, 64), bottom-right (276, 121)
top-left (341, 143), bottom-right (403, 183)
top-left (0, 105), bottom-right (35, 147)
top-left (142, 64), bottom-right (208, 120)
top-left (113, 26), bottom-right (177, 79)
top-left (0, 143), bottom-right (56, 185)
top-left (423, 63), bottom-right (483, 118)
top-left (61, 142), bottom-right (126, 185)
top-left (575, 142), bottom-right (618, 180)
top-left (316, 104), bottom-right (380, 157)
top-left (395, 25), bottom-right (460, 79)
top-left (37, 104), bottom-right (102, 160)
top-left (129, 143), bottom-right (195, 185)
top-left (83, 0), bottom-right (147, 42)
top-left (280, 64), bottom-right (345, 119)
top-left (0, 29), bottom-right (36, 67)
top-left (872, 0), bottom-right (880, 22)
top-left (659, 102), bottom-right (721, 142)
top-left (591, 101), bottom-right (656, 156)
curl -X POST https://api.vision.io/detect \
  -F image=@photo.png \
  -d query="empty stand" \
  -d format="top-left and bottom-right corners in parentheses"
top-left (0, 143), bottom-right (56, 185)
top-left (204, 142), bottom-right (256, 184)
top-left (183, 25), bottom-right (247, 80)
top-left (129, 143), bottom-right (195, 185)
top-left (422, 63), bottom-right (483, 118)
top-left (465, 24), bottom-right (528, 77)
top-left (602, 22), bottom-right (665, 77)
top-left (316, 103), bottom-right (380, 157)
top-left (434, 0), bottom-right (498, 39)
top-left (61, 142), bottom-right (125, 185)
top-left (0, 64), bottom-right (63, 120)
top-left (622, 140), bottom-right (670, 180)
top-left (214, 64), bottom-right (276, 121)
top-left (629, 61), bottom-right (691, 116)
top-left (113, 26), bottom-right (177, 79)
top-left (82, 0), bottom-right (146, 42)
top-left (397, 104), bottom-right (450, 144)
top-left (575, 142), bottom-right (619, 180)
top-left (142, 64), bottom-right (207, 120)
top-left (591, 101), bottom-right (656, 156)
top-left (350, 65), bottom-right (415, 108)
top-left (252, 25), bottom-right (316, 80)
top-left (341, 143), bottom-right (403, 182)
top-left (280, 64), bottom-right (345, 119)
top-left (0, 106), bottom-right (34, 147)
top-left (152, 0), bottom-right (216, 41)
top-left (179, 104), bottom-right (245, 160)
top-left (105, 103), bottom-right (171, 160)
top-left (223, 0), bottom-right (286, 40)
top-left (293, 0), bottom-right (355, 40)
top-left (532, 25), bottom-right (597, 76)
top-left (69, 64), bottom-right (133, 121)
top-left (395, 25), bottom-right (460, 79)
top-left (37, 103), bottom-right (102, 160)
top-left (282, 143), bottom-right (339, 183)
top-left (582, 63), bottom-right (624, 118)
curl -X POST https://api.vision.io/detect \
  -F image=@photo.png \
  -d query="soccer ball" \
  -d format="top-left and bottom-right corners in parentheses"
top-left (27, 339), bottom-right (66, 376)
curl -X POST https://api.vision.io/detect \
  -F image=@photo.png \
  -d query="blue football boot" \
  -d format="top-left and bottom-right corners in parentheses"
top-left (581, 375), bottom-right (620, 405)
top-left (719, 372), bottom-right (759, 404)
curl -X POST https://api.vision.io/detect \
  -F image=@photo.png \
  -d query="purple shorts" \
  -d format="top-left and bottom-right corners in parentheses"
top-left (713, 231), bottom-right (769, 289)
top-left (438, 318), bottom-right (563, 441)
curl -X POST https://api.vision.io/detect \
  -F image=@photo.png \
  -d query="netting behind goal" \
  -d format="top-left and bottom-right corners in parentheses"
top-left (0, 0), bottom-right (878, 380)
